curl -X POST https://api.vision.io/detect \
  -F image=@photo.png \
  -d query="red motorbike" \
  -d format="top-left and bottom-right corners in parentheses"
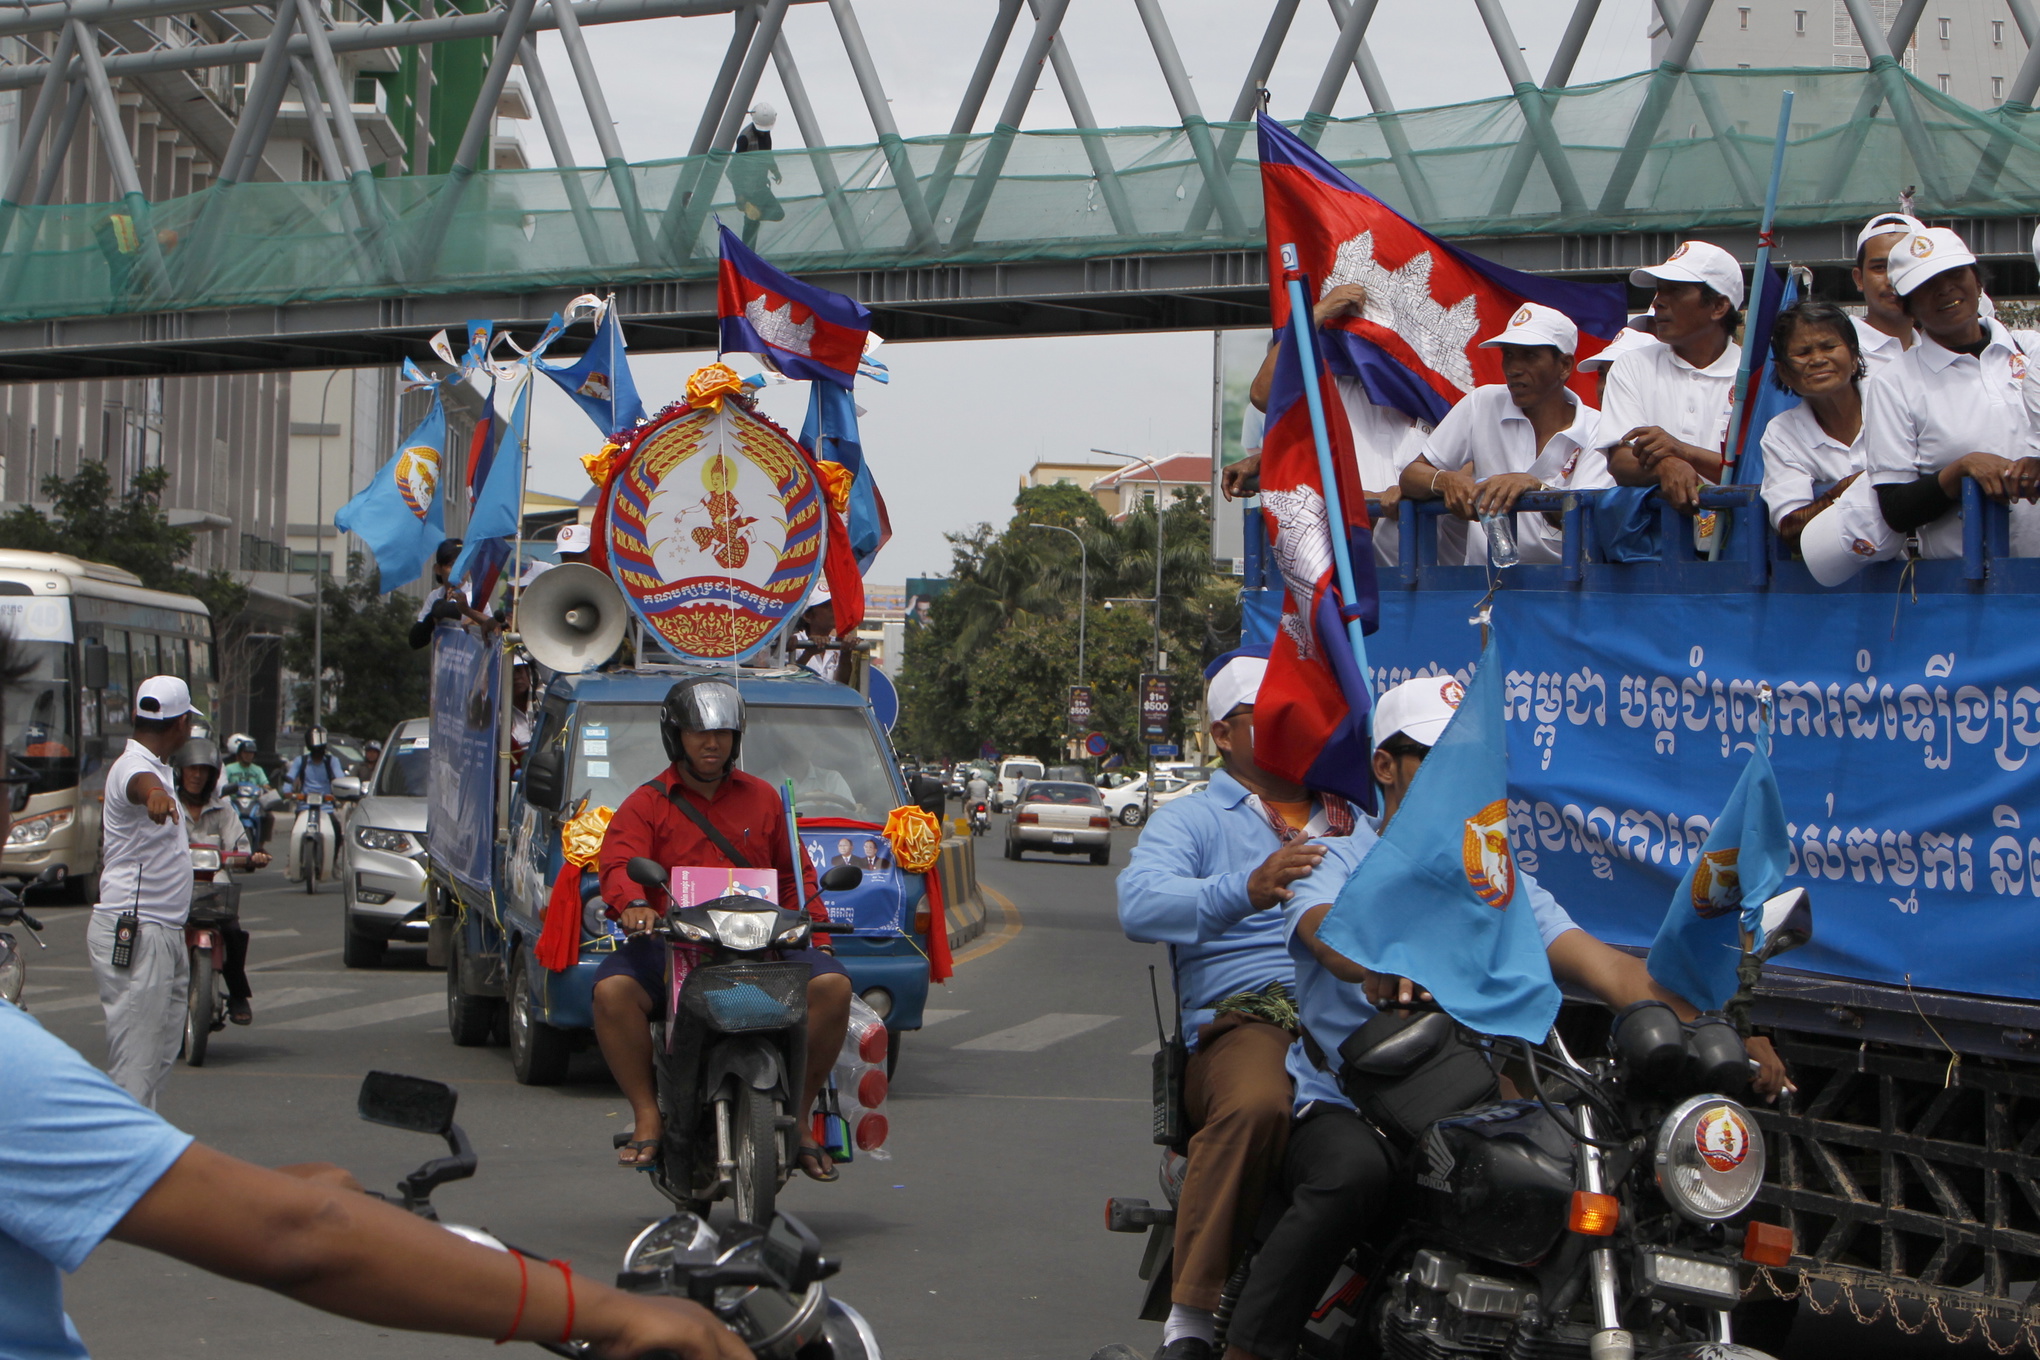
top-left (182, 843), bottom-right (242, 1067)
top-left (969, 801), bottom-right (989, 837)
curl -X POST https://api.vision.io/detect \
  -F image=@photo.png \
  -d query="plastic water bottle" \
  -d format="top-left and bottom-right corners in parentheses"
top-left (1481, 512), bottom-right (1521, 569)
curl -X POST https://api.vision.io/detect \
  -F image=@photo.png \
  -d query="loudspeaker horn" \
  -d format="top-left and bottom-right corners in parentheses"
top-left (517, 563), bottom-right (628, 673)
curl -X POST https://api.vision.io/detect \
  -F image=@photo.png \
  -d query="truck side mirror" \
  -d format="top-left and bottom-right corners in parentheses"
top-left (81, 640), bottom-right (108, 691)
top-left (524, 742), bottom-right (565, 812)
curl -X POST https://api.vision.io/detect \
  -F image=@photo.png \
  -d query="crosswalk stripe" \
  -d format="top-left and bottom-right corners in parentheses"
top-left (274, 993), bottom-right (441, 1031)
top-left (257, 986), bottom-right (356, 1012)
top-left (27, 995), bottom-right (102, 1015)
top-left (1129, 1039), bottom-right (1161, 1057)
top-left (244, 927), bottom-right (302, 940)
top-left (249, 948), bottom-right (341, 971)
top-left (919, 1009), bottom-right (968, 1027)
top-left (954, 1013), bottom-right (1118, 1052)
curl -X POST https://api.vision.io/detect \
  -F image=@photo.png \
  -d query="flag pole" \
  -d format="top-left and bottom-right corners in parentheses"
top-left (1279, 244), bottom-right (1373, 699)
top-left (1707, 89), bottom-right (1793, 561)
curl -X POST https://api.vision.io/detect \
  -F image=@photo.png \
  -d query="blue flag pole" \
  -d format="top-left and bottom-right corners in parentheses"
top-left (1280, 245), bottom-right (1373, 698)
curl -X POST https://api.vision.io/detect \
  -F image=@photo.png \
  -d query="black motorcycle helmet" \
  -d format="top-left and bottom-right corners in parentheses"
top-left (172, 736), bottom-right (223, 805)
top-left (659, 676), bottom-right (745, 772)
top-left (305, 725), bottom-right (328, 755)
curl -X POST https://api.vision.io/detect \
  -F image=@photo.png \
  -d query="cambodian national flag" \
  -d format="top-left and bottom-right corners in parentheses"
top-left (717, 224), bottom-right (870, 389)
top-left (1256, 114), bottom-right (1625, 421)
top-left (1255, 319), bottom-right (1378, 813)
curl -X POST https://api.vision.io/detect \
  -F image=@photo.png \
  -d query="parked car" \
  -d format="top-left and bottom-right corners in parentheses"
top-left (1100, 771), bottom-right (1204, 826)
top-left (1004, 780), bottom-right (1113, 865)
top-left (338, 717), bottom-right (430, 967)
top-left (993, 757), bottom-right (1045, 811)
top-left (1042, 765), bottom-right (1092, 784)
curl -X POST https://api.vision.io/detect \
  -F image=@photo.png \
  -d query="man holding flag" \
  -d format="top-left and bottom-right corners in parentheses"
top-left (1215, 669), bottom-right (1788, 1360)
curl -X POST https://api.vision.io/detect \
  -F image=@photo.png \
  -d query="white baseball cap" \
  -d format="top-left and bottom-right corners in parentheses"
top-left (555, 522), bottom-right (591, 554)
top-left (1632, 240), bottom-right (1746, 310)
top-left (1372, 673), bottom-right (1465, 749)
top-left (1205, 650), bottom-right (1268, 723)
top-left (1479, 302), bottom-right (1578, 357)
top-left (1798, 475), bottom-right (1901, 587)
top-left (1856, 212), bottom-right (1926, 255)
top-left (1576, 316), bottom-right (1663, 372)
top-left (135, 674), bottom-right (204, 722)
top-left (1886, 227), bottom-right (1978, 297)
top-left (750, 101), bottom-right (777, 130)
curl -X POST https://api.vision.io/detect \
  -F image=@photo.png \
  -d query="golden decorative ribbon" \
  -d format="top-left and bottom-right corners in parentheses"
top-left (815, 460), bottom-right (854, 515)
top-left (581, 441), bottom-right (621, 486)
top-left (560, 803), bottom-right (614, 868)
top-left (685, 362), bottom-right (747, 412)
top-left (883, 805), bottom-right (943, 874)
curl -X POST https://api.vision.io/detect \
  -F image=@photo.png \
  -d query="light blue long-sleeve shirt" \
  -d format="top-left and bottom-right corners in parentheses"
top-left (1116, 769), bottom-right (1305, 1049)
top-left (1280, 831), bottom-right (1581, 1114)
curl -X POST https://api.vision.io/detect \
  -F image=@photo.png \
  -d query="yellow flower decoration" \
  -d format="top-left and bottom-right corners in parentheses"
top-left (815, 460), bottom-right (854, 515)
top-left (581, 441), bottom-right (620, 485)
top-left (685, 362), bottom-right (747, 412)
top-left (883, 805), bottom-right (943, 874)
top-left (560, 803), bottom-right (615, 869)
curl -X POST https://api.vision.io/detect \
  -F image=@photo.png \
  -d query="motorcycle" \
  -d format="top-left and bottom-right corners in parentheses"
top-left (287, 775), bottom-right (362, 895)
top-left (182, 843), bottom-right (243, 1066)
top-left (228, 781), bottom-right (266, 855)
top-left (1105, 889), bottom-right (1817, 1360)
top-left (0, 871), bottom-right (59, 1006)
top-left (615, 855), bottom-right (862, 1228)
top-left (355, 1068), bottom-right (882, 1360)
top-left (969, 801), bottom-right (990, 837)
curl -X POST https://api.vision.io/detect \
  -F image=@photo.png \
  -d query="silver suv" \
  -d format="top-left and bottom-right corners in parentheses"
top-left (340, 717), bottom-right (430, 967)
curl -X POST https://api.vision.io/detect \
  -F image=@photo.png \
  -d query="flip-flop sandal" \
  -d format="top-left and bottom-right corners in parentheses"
top-left (614, 1137), bottom-right (660, 1168)
top-left (229, 1001), bottom-right (252, 1026)
top-left (797, 1142), bottom-right (839, 1183)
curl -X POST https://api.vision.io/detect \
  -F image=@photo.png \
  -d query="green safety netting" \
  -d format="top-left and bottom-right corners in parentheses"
top-left (5, 60), bottom-right (2040, 326)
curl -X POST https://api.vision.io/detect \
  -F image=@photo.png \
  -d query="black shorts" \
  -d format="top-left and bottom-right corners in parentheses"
top-left (593, 932), bottom-right (848, 1018)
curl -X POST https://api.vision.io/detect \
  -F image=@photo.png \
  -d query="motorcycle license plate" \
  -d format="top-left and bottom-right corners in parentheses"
top-left (1052, 832), bottom-right (1074, 844)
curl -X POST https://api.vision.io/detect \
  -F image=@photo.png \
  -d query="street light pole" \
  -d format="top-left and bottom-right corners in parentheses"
top-left (1025, 522), bottom-right (1087, 686)
top-left (312, 368), bottom-right (339, 729)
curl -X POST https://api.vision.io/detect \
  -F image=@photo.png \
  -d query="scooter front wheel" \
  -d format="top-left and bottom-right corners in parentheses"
top-left (729, 1085), bottom-right (780, 1227)
top-left (184, 950), bottom-right (214, 1066)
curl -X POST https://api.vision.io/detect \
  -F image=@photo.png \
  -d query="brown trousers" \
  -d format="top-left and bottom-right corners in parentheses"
top-left (1173, 1013), bottom-right (1295, 1310)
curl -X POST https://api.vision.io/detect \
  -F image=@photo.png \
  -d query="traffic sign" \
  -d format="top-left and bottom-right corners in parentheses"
top-left (1148, 743), bottom-right (1179, 758)
top-left (867, 668), bottom-right (899, 730)
top-left (1084, 731), bottom-right (1110, 757)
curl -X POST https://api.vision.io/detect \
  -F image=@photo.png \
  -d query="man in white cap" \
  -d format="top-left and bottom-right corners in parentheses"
top-left (1117, 646), bottom-right (1360, 1360)
top-left (1216, 676), bottom-right (1790, 1360)
top-left (1853, 211), bottom-right (1926, 371)
top-left (1575, 314), bottom-right (1662, 403)
top-left (1601, 240), bottom-right (1746, 514)
top-left (1396, 302), bottom-right (1610, 565)
top-left (1859, 225), bottom-right (2040, 561)
top-left (514, 521), bottom-right (593, 588)
top-left (794, 585), bottom-right (841, 681)
top-left (89, 675), bottom-right (202, 1107)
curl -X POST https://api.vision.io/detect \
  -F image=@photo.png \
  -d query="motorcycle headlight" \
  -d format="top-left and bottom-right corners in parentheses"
top-left (6, 809), bottom-right (72, 847)
top-left (1655, 1095), bottom-right (1765, 1222)
top-left (353, 825), bottom-right (415, 854)
top-left (707, 909), bottom-right (774, 951)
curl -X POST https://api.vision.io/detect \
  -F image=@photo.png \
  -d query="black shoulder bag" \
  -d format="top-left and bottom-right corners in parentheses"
top-left (1333, 1009), bottom-right (1500, 1150)
top-left (649, 779), bottom-right (752, 868)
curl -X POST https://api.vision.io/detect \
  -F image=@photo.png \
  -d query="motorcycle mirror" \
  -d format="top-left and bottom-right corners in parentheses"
top-left (760, 1211), bottom-right (834, 1293)
top-left (1753, 887), bottom-right (1812, 962)
top-left (627, 857), bottom-right (670, 889)
top-left (358, 1070), bottom-right (459, 1135)
top-left (818, 864), bottom-right (862, 892)
top-left (33, 865), bottom-right (65, 886)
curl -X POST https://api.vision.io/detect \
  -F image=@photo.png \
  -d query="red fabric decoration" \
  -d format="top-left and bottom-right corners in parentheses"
top-left (924, 866), bottom-right (953, 984)
top-left (821, 488), bottom-right (865, 637)
top-left (536, 866), bottom-right (586, 972)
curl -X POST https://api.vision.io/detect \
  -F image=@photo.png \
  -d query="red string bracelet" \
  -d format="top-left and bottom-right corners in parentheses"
top-left (549, 1260), bottom-right (575, 1344)
top-left (496, 1252), bottom-right (530, 1345)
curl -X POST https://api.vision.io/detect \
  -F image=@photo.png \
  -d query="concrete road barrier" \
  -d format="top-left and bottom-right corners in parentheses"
top-left (934, 835), bottom-right (987, 950)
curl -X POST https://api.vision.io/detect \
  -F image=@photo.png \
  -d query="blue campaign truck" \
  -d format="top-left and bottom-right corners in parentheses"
top-left (428, 642), bottom-right (934, 1086)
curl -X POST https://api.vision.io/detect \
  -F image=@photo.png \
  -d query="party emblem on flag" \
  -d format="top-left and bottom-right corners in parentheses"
top-left (1690, 848), bottom-right (1743, 919)
top-left (394, 444), bottom-right (440, 520)
top-left (596, 375), bottom-right (824, 663)
top-left (577, 372), bottom-right (613, 402)
top-left (1461, 800), bottom-right (1516, 908)
top-left (1694, 1105), bottom-right (1752, 1172)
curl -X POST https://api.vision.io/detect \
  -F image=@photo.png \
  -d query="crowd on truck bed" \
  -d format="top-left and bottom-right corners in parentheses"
top-left (1223, 215), bottom-right (2040, 584)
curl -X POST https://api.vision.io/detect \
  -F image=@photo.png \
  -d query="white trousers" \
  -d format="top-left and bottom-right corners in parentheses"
top-left (88, 912), bottom-right (188, 1109)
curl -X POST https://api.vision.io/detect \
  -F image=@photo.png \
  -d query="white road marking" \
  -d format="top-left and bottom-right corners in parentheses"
top-left (256, 986), bottom-right (356, 1012)
top-left (1129, 1039), bottom-right (1161, 1057)
top-left (274, 993), bottom-right (442, 1030)
top-left (954, 1013), bottom-right (1118, 1052)
top-left (26, 994), bottom-right (103, 1015)
top-left (249, 948), bottom-right (342, 971)
top-left (244, 928), bottom-right (302, 940)
top-left (919, 1009), bottom-right (968, 1027)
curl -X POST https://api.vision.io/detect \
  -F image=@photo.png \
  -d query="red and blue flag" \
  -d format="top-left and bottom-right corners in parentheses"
top-left (717, 225), bottom-right (870, 390)
top-left (1256, 114), bottom-right (1625, 421)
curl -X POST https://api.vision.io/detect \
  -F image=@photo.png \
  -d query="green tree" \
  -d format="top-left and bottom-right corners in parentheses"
top-left (0, 463), bottom-right (193, 589)
top-left (284, 554), bottom-right (430, 740)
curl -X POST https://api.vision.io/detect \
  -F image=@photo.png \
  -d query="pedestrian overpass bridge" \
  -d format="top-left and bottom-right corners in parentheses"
top-left (6, 57), bottom-right (2040, 380)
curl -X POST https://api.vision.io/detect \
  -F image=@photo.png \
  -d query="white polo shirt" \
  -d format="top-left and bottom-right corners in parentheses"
top-left (1863, 318), bottom-right (2037, 559)
top-left (1333, 375), bottom-right (1431, 568)
top-left (1595, 339), bottom-right (1742, 459)
top-left (1401, 384), bottom-right (1609, 565)
top-left (1759, 402), bottom-right (1863, 530)
top-left (96, 739), bottom-right (193, 927)
top-left (1852, 316), bottom-right (1912, 376)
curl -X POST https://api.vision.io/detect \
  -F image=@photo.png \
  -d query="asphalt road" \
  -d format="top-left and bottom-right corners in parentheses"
top-left (37, 816), bottom-right (1168, 1360)
top-left (26, 816), bottom-right (1987, 1360)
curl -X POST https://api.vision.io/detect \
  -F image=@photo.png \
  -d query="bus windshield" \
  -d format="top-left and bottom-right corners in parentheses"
top-left (6, 640), bottom-right (77, 798)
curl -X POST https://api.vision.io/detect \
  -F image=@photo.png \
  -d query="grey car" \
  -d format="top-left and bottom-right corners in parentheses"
top-left (1003, 780), bottom-right (1113, 866)
top-left (339, 717), bottom-right (430, 967)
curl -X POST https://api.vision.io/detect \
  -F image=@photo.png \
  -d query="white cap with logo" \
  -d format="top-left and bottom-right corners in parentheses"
top-left (1576, 316), bottom-right (1662, 373)
top-left (135, 674), bottom-right (204, 722)
top-left (1205, 651), bottom-right (1269, 724)
top-left (1479, 302), bottom-right (1578, 357)
top-left (1885, 227), bottom-right (1978, 297)
top-left (1631, 240), bottom-right (1746, 310)
top-left (555, 522), bottom-right (591, 554)
top-left (1372, 674), bottom-right (1465, 749)
top-left (1856, 212), bottom-right (1926, 254)
top-left (1798, 474), bottom-right (1902, 587)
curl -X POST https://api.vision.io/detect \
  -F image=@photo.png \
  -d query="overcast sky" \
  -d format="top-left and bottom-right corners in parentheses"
top-left (519, 1), bottom-right (1657, 582)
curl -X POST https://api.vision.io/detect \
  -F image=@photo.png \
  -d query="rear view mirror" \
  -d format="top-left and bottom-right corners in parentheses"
top-left (524, 742), bottom-right (565, 812)
top-left (331, 775), bottom-right (363, 800)
top-left (1754, 888), bottom-right (1812, 962)
top-left (358, 1070), bottom-right (457, 1135)
top-left (627, 857), bottom-right (670, 889)
top-left (761, 1211), bottom-right (836, 1292)
top-left (81, 640), bottom-right (109, 691)
top-left (819, 864), bottom-right (862, 892)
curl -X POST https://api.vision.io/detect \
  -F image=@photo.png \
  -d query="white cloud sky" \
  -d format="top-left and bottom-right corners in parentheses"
top-left (517, 1), bottom-right (1655, 582)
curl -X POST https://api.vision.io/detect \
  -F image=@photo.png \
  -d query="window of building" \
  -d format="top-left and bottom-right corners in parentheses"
top-left (1794, 10), bottom-right (1807, 34)
top-left (1995, 19), bottom-right (2006, 46)
top-left (1738, 6), bottom-right (1749, 28)
top-left (1939, 16), bottom-right (1951, 45)
top-left (1938, 72), bottom-right (1952, 92)
top-left (290, 550), bottom-right (333, 577)
top-left (1995, 75), bottom-right (2006, 100)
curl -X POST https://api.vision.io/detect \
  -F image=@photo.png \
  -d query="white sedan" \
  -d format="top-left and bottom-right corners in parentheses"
top-left (1100, 772), bottom-right (1206, 826)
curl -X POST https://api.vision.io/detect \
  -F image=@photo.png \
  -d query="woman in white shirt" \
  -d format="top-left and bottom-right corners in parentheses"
top-left (1759, 301), bottom-right (1866, 553)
